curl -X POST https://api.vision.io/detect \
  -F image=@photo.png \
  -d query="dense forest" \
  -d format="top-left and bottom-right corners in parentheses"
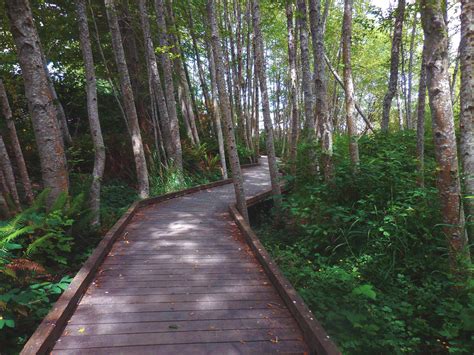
top-left (0, 0), bottom-right (472, 353)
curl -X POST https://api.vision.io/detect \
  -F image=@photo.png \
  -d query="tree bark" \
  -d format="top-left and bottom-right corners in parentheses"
top-left (309, 0), bottom-right (333, 181)
top-left (43, 62), bottom-right (73, 146)
top-left (0, 135), bottom-right (20, 209)
top-left (165, 2), bottom-right (200, 147)
top-left (6, 0), bottom-right (69, 205)
top-left (76, 0), bottom-right (106, 226)
top-left (286, 1), bottom-right (299, 175)
top-left (324, 53), bottom-right (374, 132)
top-left (0, 78), bottom-right (34, 203)
top-left (416, 42), bottom-right (427, 187)
top-left (105, 0), bottom-right (149, 198)
top-left (421, 0), bottom-right (470, 265)
top-left (460, 0), bottom-right (474, 239)
top-left (208, 42), bottom-right (229, 179)
top-left (381, 0), bottom-right (406, 132)
top-left (407, 14), bottom-right (417, 129)
top-left (137, 0), bottom-right (173, 164)
top-left (342, 0), bottom-right (360, 171)
top-left (207, 0), bottom-right (248, 222)
top-left (119, 0), bottom-right (151, 138)
top-left (296, 0), bottom-right (315, 134)
top-left (153, 0), bottom-right (183, 170)
top-left (252, 0), bottom-right (282, 207)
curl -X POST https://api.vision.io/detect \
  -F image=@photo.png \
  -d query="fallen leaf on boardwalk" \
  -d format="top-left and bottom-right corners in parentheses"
top-left (78, 327), bottom-right (85, 334)
top-left (270, 336), bottom-right (279, 343)
top-left (168, 324), bottom-right (179, 330)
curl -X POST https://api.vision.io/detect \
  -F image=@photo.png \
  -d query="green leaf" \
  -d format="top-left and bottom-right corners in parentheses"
top-left (352, 284), bottom-right (377, 300)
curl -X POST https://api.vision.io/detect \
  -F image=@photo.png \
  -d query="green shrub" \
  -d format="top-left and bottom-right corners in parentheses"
top-left (255, 131), bottom-right (474, 354)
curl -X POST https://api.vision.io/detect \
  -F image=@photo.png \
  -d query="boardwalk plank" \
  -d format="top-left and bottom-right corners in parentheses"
top-left (52, 340), bottom-right (308, 354)
top-left (54, 328), bottom-right (303, 349)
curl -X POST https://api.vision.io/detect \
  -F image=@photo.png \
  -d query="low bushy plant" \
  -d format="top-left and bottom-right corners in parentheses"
top-left (255, 131), bottom-right (474, 354)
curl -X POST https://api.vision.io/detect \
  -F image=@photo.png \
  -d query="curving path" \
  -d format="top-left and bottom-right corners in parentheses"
top-left (52, 158), bottom-right (309, 354)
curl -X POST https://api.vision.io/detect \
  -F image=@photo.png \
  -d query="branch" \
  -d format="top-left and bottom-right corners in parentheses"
top-left (324, 53), bottom-right (375, 133)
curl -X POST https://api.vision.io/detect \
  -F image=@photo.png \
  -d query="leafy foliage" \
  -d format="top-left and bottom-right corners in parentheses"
top-left (255, 131), bottom-right (474, 354)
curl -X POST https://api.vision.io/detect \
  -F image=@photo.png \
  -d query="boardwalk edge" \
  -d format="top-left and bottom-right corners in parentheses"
top-left (229, 191), bottom-right (341, 355)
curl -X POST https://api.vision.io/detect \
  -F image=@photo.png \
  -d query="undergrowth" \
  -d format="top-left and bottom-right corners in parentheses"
top-left (254, 131), bottom-right (474, 354)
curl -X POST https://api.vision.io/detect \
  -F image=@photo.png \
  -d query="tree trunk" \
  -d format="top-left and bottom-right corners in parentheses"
top-left (137, 0), bottom-right (173, 164)
top-left (252, 0), bottom-right (281, 207)
top-left (187, 2), bottom-right (212, 120)
top-left (153, 0), bottom-right (183, 170)
top-left (119, 0), bottom-right (151, 138)
top-left (342, 0), bottom-right (360, 171)
top-left (208, 42), bottom-right (229, 179)
top-left (6, 0), bottom-right (69, 205)
top-left (460, 0), bottom-right (474, 239)
top-left (286, 1), bottom-right (299, 175)
top-left (207, 0), bottom-right (248, 222)
top-left (44, 64), bottom-right (73, 146)
top-left (381, 0), bottom-right (406, 132)
top-left (309, 0), bottom-right (333, 181)
top-left (105, 0), bottom-right (149, 198)
top-left (76, 0), bottom-right (106, 226)
top-left (407, 14), bottom-right (417, 129)
top-left (0, 78), bottom-right (34, 203)
top-left (421, 0), bottom-right (470, 266)
top-left (165, 2), bottom-right (200, 147)
top-left (0, 135), bottom-right (20, 209)
top-left (296, 0), bottom-right (315, 134)
top-left (417, 42), bottom-right (427, 187)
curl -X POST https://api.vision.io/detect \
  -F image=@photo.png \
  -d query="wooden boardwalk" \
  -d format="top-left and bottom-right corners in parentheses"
top-left (51, 158), bottom-right (311, 354)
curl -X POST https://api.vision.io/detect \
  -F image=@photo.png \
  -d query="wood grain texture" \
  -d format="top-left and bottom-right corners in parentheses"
top-left (23, 158), bottom-right (317, 354)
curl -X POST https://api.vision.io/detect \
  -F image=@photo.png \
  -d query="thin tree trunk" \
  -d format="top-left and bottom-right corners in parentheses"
top-left (324, 53), bottom-right (374, 132)
top-left (153, 0), bottom-right (183, 170)
top-left (89, 2), bottom-right (129, 133)
top-left (43, 60), bottom-right (73, 146)
top-left (137, 0), bottom-right (173, 163)
top-left (0, 135), bottom-right (20, 209)
top-left (165, 2), bottom-right (200, 147)
top-left (207, 0), bottom-right (248, 222)
top-left (421, 0), bottom-right (470, 266)
top-left (460, 0), bottom-right (474, 239)
top-left (187, 2), bottom-right (212, 119)
top-left (416, 41), bottom-right (427, 187)
top-left (407, 14), bottom-right (417, 129)
top-left (119, 0), bottom-right (151, 138)
top-left (6, 0), bottom-right (69, 205)
top-left (342, 0), bottom-right (360, 171)
top-left (451, 52), bottom-right (460, 105)
top-left (296, 0), bottom-right (315, 134)
top-left (207, 42), bottom-right (229, 179)
top-left (0, 78), bottom-right (33, 203)
top-left (381, 0), bottom-right (406, 132)
top-left (286, 1), bottom-right (299, 175)
top-left (310, 0), bottom-right (333, 181)
top-left (252, 0), bottom-right (282, 207)
top-left (105, 0), bottom-right (149, 198)
top-left (76, 0), bottom-right (106, 226)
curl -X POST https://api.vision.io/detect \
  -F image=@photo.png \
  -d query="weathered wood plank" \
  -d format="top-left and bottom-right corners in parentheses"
top-left (87, 285), bottom-right (273, 296)
top-left (72, 300), bottom-right (287, 315)
top-left (80, 292), bottom-right (279, 305)
top-left (54, 328), bottom-right (303, 349)
top-left (52, 340), bottom-right (308, 354)
top-left (62, 317), bottom-right (298, 336)
top-left (68, 308), bottom-right (291, 325)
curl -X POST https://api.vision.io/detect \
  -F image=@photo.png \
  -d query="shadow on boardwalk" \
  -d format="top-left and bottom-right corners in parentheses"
top-left (51, 157), bottom-right (309, 354)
